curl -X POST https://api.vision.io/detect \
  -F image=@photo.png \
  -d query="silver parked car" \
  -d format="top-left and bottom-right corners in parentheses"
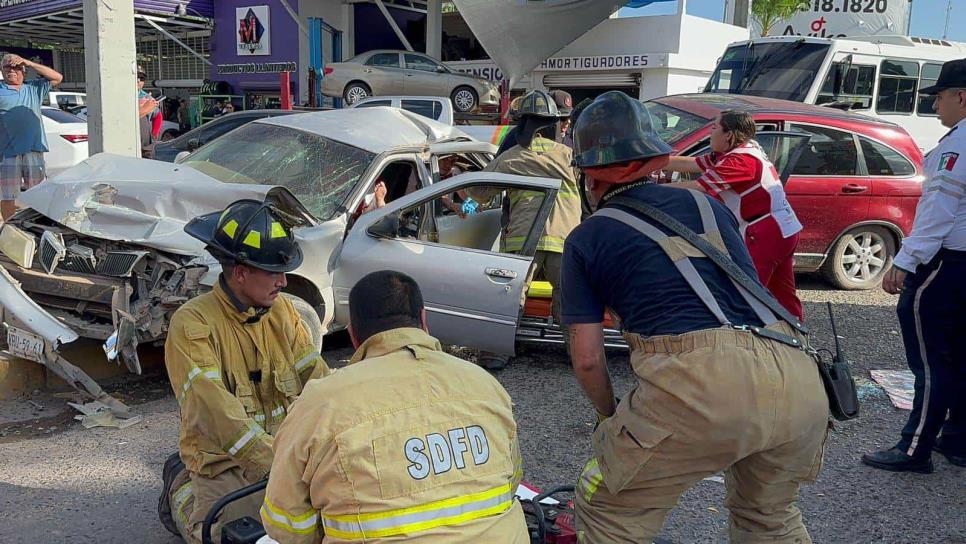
top-left (0, 107), bottom-right (558, 405)
top-left (321, 49), bottom-right (501, 112)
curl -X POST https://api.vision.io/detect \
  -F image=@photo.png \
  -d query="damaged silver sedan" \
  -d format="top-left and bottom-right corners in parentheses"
top-left (0, 107), bottom-right (561, 407)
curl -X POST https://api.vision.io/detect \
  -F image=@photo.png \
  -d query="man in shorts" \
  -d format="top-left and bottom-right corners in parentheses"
top-left (0, 53), bottom-right (62, 220)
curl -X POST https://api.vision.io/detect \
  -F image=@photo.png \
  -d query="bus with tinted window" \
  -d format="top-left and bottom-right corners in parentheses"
top-left (704, 35), bottom-right (966, 151)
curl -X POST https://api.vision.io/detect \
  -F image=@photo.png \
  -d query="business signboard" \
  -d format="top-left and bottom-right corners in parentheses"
top-left (756, 0), bottom-right (912, 38)
top-left (236, 5), bottom-right (271, 56)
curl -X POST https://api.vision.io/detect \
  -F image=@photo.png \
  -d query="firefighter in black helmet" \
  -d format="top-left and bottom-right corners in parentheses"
top-left (562, 92), bottom-right (828, 543)
top-left (158, 199), bottom-right (331, 544)
top-left (467, 89), bottom-right (582, 370)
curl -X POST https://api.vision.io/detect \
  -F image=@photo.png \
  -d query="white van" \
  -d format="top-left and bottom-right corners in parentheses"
top-left (704, 35), bottom-right (966, 151)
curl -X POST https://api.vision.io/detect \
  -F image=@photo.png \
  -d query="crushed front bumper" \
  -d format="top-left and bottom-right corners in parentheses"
top-left (0, 266), bottom-right (130, 414)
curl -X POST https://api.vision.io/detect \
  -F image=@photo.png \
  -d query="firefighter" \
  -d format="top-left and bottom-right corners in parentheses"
top-left (562, 92), bottom-right (828, 543)
top-left (470, 89), bottom-right (582, 369)
top-left (158, 199), bottom-right (331, 544)
top-left (261, 270), bottom-right (528, 543)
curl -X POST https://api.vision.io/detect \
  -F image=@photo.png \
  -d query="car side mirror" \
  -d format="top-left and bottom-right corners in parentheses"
top-left (187, 138), bottom-right (201, 151)
top-left (367, 212), bottom-right (400, 240)
top-left (435, 66), bottom-right (446, 73)
top-left (174, 151), bottom-right (191, 164)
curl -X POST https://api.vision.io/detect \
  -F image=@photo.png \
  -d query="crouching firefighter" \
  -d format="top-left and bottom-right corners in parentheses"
top-left (261, 270), bottom-right (529, 543)
top-left (467, 89), bottom-right (582, 369)
top-left (561, 92), bottom-right (830, 543)
top-left (158, 199), bottom-right (331, 544)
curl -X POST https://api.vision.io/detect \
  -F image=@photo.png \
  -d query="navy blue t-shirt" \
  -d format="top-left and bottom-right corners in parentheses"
top-left (560, 184), bottom-right (765, 336)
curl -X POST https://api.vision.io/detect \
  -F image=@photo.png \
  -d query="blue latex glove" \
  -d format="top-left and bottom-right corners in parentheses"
top-left (461, 197), bottom-right (479, 215)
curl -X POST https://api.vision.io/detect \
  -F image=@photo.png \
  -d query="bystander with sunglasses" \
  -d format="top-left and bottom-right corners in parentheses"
top-left (0, 53), bottom-right (63, 220)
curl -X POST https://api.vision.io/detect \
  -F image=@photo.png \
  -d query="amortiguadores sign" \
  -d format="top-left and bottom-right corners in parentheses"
top-left (755, 0), bottom-right (912, 38)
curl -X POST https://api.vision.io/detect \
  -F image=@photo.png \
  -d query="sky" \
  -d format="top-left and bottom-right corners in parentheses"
top-left (618, 0), bottom-right (965, 42)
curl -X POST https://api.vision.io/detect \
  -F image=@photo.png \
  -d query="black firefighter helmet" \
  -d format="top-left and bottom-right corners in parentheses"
top-left (184, 199), bottom-right (303, 273)
top-left (572, 91), bottom-right (672, 169)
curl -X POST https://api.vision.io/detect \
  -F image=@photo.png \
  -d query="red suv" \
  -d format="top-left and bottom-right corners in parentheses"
top-left (644, 93), bottom-right (924, 290)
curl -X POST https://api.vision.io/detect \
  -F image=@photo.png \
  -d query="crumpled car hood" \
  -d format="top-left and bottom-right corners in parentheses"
top-left (20, 153), bottom-right (274, 255)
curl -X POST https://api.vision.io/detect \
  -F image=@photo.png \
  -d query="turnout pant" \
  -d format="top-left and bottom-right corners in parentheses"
top-left (575, 326), bottom-right (829, 543)
top-left (168, 465), bottom-right (265, 544)
top-left (896, 249), bottom-right (966, 458)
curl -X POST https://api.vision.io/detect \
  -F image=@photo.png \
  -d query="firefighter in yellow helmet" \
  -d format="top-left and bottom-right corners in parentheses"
top-left (470, 89), bottom-right (582, 369)
top-left (261, 270), bottom-right (528, 543)
top-left (158, 199), bottom-right (331, 544)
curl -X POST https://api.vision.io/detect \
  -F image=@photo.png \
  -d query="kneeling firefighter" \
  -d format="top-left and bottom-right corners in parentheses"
top-left (158, 199), bottom-right (331, 544)
top-left (468, 89), bottom-right (582, 369)
top-left (560, 92), bottom-right (830, 543)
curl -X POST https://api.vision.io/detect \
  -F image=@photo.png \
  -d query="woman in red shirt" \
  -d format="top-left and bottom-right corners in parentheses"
top-left (664, 110), bottom-right (804, 321)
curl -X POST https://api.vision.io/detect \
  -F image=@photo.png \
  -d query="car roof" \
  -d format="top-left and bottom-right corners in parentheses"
top-left (654, 93), bottom-right (902, 129)
top-left (348, 49), bottom-right (430, 60)
top-left (254, 106), bottom-right (468, 153)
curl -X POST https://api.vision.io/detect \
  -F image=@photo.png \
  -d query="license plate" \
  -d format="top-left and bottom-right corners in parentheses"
top-left (7, 326), bottom-right (45, 363)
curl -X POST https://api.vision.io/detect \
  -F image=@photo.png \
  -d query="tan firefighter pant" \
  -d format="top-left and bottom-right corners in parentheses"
top-left (575, 325), bottom-right (830, 544)
top-left (169, 466), bottom-right (265, 544)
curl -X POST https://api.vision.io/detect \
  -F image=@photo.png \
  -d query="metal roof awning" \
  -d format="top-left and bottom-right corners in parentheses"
top-left (0, 8), bottom-right (211, 48)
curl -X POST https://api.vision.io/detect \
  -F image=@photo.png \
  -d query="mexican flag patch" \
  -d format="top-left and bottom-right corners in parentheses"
top-left (939, 152), bottom-right (959, 172)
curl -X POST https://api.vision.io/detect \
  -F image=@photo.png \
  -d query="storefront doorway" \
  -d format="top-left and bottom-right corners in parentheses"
top-left (554, 86), bottom-right (639, 104)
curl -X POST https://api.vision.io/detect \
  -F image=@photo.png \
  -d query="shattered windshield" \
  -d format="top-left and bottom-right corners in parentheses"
top-left (182, 123), bottom-right (375, 221)
top-left (704, 42), bottom-right (831, 102)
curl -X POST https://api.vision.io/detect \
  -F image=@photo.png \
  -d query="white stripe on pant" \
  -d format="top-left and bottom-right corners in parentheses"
top-left (907, 262), bottom-right (944, 456)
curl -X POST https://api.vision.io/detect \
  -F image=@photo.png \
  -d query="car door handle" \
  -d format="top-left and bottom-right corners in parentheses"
top-left (485, 268), bottom-right (518, 280)
top-left (841, 183), bottom-right (868, 194)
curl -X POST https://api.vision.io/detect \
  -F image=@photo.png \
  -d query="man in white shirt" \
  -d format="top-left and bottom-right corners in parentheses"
top-left (864, 58), bottom-right (966, 473)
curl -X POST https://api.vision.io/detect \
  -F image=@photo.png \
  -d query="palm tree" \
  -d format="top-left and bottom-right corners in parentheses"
top-left (752, 0), bottom-right (811, 37)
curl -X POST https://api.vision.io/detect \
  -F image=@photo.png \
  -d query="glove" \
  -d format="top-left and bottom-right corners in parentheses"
top-left (461, 197), bottom-right (479, 215)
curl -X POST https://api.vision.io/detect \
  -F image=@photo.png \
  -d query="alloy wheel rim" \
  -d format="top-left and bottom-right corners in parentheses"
top-left (454, 90), bottom-right (475, 111)
top-left (346, 87), bottom-right (368, 103)
top-left (841, 231), bottom-right (887, 282)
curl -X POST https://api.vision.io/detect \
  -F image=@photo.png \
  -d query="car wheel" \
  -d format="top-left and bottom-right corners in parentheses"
top-left (160, 130), bottom-right (178, 142)
top-left (821, 225), bottom-right (896, 290)
top-left (343, 82), bottom-right (371, 105)
top-left (451, 86), bottom-right (478, 113)
top-left (281, 293), bottom-right (324, 352)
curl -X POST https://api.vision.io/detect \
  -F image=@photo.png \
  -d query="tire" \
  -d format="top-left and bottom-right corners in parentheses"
top-left (281, 293), bottom-right (324, 352)
top-left (451, 86), bottom-right (478, 113)
top-left (343, 82), bottom-right (371, 105)
top-left (821, 225), bottom-right (896, 290)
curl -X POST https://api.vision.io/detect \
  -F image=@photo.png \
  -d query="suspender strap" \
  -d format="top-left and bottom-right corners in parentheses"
top-left (682, 190), bottom-right (779, 326)
top-left (607, 195), bottom-right (808, 335)
top-left (595, 207), bottom-right (732, 326)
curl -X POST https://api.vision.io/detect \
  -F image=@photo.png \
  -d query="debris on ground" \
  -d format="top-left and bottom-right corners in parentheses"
top-left (869, 370), bottom-right (915, 410)
top-left (26, 400), bottom-right (44, 411)
top-left (703, 475), bottom-right (725, 484)
top-left (68, 401), bottom-right (142, 429)
top-left (854, 376), bottom-right (887, 402)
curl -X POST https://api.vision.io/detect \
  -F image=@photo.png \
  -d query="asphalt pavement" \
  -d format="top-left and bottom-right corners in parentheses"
top-left (0, 276), bottom-right (963, 543)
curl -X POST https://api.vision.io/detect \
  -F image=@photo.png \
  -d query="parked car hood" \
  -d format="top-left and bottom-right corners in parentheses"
top-left (20, 153), bottom-right (275, 256)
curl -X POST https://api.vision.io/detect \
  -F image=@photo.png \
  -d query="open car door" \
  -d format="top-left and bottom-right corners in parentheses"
top-left (754, 131), bottom-right (812, 185)
top-left (333, 172), bottom-right (560, 355)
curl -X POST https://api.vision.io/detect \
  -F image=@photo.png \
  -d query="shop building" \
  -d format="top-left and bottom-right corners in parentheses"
top-left (0, 0), bottom-right (213, 99)
top-left (206, 0), bottom-right (744, 106)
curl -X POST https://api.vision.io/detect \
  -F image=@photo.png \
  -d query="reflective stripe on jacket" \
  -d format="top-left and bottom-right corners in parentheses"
top-left (165, 279), bottom-right (330, 479)
top-left (471, 136), bottom-right (581, 254)
top-left (261, 328), bottom-right (528, 544)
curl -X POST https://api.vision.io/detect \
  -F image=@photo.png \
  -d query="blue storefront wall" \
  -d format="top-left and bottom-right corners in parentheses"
top-left (210, 0), bottom-right (301, 98)
top-left (0, 0), bottom-right (213, 23)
